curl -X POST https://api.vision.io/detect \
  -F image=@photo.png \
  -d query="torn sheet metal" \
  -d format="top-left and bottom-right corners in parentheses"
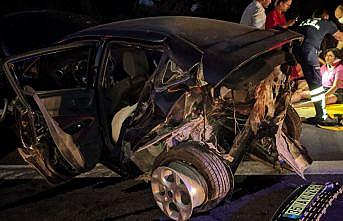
top-left (275, 128), bottom-right (311, 178)
top-left (164, 116), bottom-right (213, 147)
top-left (130, 116), bottom-right (214, 172)
top-left (249, 66), bottom-right (286, 134)
top-left (25, 86), bottom-right (86, 172)
top-left (227, 66), bottom-right (311, 176)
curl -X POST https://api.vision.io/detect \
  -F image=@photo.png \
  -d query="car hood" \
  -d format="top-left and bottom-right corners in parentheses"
top-left (64, 16), bottom-right (303, 87)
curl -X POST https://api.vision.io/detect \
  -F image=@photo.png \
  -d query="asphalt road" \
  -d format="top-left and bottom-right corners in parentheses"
top-left (300, 124), bottom-right (343, 161)
top-left (0, 123), bottom-right (342, 221)
top-left (0, 171), bottom-right (342, 221)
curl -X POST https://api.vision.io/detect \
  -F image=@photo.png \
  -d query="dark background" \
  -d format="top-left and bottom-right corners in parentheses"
top-left (1, 0), bottom-right (342, 23)
top-left (0, 1), bottom-right (342, 59)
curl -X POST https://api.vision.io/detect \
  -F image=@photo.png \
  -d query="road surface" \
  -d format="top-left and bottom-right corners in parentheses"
top-left (0, 123), bottom-right (342, 221)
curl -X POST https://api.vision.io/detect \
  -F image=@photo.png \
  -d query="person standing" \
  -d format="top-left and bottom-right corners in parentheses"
top-left (240, 0), bottom-right (272, 29)
top-left (294, 9), bottom-right (343, 125)
top-left (265, 0), bottom-right (295, 29)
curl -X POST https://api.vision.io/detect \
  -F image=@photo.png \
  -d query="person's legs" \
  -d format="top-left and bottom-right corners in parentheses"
top-left (301, 63), bottom-right (327, 119)
top-left (300, 64), bottom-right (338, 125)
top-left (295, 45), bottom-right (337, 125)
top-left (291, 90), bottom-right (310, 103)
top-left (291, 79), bottom-right (310, 104)
top-left (291, 92), bottom-right (303, 103)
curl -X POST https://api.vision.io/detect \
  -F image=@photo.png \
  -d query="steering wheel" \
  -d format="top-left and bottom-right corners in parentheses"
top-left (0, 98), bottom-right (8, 122)
top-left (70, 59), bottom-right (88, 87)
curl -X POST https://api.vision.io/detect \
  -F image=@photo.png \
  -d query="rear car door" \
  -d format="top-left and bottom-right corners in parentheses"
top-left (2, 41), bottom-right (103, 183)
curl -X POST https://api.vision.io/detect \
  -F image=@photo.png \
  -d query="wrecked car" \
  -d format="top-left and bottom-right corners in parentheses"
top-left (0, 16), bottom-right (311, 220)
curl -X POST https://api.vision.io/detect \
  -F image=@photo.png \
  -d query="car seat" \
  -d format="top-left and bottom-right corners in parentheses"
top-left (122, 49), bottom-right (149, 102)
top-left (110, 49), bottom-right (149, 143)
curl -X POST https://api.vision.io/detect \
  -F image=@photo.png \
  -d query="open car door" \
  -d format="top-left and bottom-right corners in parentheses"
top-left (2, 41), bottom-right (103, 184)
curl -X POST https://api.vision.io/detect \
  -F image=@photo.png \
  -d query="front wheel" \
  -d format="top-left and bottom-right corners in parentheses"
top-left (151, 142), bottom-right (234, 220)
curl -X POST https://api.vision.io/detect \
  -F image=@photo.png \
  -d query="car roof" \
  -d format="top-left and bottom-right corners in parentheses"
top-left (64, 16), bottom-right (304, 86)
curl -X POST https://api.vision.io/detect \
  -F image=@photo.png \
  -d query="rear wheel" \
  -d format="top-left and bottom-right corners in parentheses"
top-left (152, 142), bottom-right (233, 220)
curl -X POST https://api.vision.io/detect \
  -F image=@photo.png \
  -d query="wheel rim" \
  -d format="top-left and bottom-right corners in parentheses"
top-left (151, 162), bottom-right (207, 220)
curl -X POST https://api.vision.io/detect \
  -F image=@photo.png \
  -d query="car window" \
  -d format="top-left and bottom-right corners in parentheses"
top-left (103, 44), bottom-right (162, 88)
top-left (12, 45), bottom-right (94, 91)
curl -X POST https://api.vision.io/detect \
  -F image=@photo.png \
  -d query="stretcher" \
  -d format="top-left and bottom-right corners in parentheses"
top-left (295, 104), bottom-right (343, 131)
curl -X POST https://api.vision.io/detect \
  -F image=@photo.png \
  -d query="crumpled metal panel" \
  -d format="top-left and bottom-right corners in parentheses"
top-left (132, 64), bottom-right (311, 177)
top-left (164, 116), bottom-right (213, 147)
top-left (275, 128), bottom-right (310, 179)
top-left (227, 66), bottom-right (311, 176)
top-left (249, 66), bottom-right (286, 134)
top-left (129, 116), bottom-right (214, 172)
top-left (26, 86), bottom-right (86, 172)
top-left (166, 89), bottom-right (203, 122)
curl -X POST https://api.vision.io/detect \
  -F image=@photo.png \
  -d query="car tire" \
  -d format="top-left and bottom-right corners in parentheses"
top-left (153, 141), bottom-right (233, 213)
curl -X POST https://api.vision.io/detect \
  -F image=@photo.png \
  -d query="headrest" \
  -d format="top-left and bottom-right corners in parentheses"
top-left (122, 50), bottom-right (149, 78)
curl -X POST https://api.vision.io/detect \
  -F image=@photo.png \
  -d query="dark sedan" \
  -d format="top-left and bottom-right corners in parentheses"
top-left (0, 16), bottom-right (310, 220)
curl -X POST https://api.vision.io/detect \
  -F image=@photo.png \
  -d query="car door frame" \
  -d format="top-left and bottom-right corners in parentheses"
top-left (2, 40), bottom-right (104, 172)
top-left (95, 38), bottom-right (168, 176)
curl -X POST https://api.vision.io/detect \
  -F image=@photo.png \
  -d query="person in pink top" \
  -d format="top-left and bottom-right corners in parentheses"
top-left (320, 48), bottom-right (343, 104)
top-left (265, 0), bottom-right (295, 29)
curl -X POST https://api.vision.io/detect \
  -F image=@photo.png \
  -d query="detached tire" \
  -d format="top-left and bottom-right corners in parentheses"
top-left (154, 142), bottom-right (233, 212)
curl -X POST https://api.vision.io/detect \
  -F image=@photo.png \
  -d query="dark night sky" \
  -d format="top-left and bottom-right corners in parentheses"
top-left (1, 0), bottom-right (342, 23)
top-left (291, 0), bottom-right (342, 19)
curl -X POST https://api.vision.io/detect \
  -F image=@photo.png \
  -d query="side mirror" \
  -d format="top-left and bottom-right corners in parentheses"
top-left (0, 98), bottom-right (8, 122)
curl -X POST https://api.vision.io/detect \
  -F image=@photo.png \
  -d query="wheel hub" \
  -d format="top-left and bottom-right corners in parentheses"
top-left (151, 162), bottom-right (207, 220)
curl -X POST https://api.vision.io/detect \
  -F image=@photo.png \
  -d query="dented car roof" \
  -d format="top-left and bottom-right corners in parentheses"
top-left (64, 16), bottom-right (303, 85)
